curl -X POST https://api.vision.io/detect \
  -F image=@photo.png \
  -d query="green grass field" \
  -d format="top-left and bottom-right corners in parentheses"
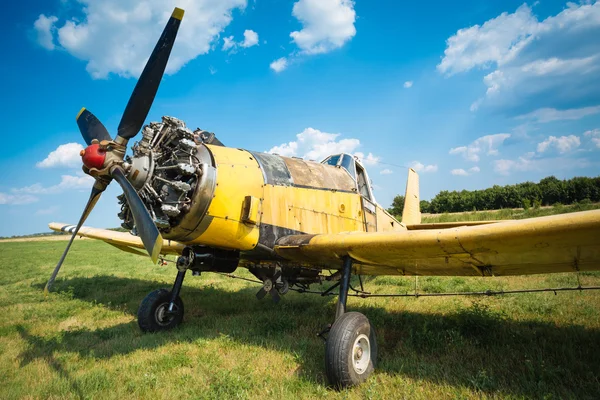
top-left (1, 227), bottom-right (600, 398)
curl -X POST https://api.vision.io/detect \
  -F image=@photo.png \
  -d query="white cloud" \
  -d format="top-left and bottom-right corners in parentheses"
top-left (450, 166), bottom-right (480, 176)
top-left (380, 169), bottom-right (393, 175)
top-left (585, 129), bottom-right (600, 137)
top-left (270, 57), bottom-right (288, 73)
top-left (354, 152), bottom-right (380, 166)
top-left (493, 151), bottom-right (539, 175)
top-left (222, 36), bottom-right (236, 51)
top-left (451, 169), bottom-right (468, 176)
top-left (494, 143), bottom-right (593, 175)
top-left (585, 129), bottom-right (600, 148)
top-left (410, 161), bottom-right (438, 173)
top-left (517, 106), bottom-right (600, 123)
top-left (403, 81), bottom-right (413, 88)
top-left (222, 29), bottom-right (259, 51)
top-left (290, 0), bottom-right (356, 55)
top-left (537, 135), bottom-right (581, 154)
top-left (268, 127), bottom-right (379, 163)
top-left (449, 133), bottom-right (510, 162)
top-left (37, 0), bottom-right (247, 78)
top-left (36, 143), bottom-right (85, 169)
top-left (241, 29), bottom-right (259, 48)
top-left (33, 14), bottom-right (58, 50)
top-left (13, 174), bottom-right (94, 195)
top-left (439, 2), bottom-right (600, 113)
top-left (0, 193), bottom-right (38, 205)
top-left (493, 158), bottom-right (530, 175)
top-left (437, 4), bottom-right (537, 75)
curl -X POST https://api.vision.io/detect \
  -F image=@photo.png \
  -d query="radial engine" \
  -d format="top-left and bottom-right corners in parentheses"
top-left (118, 116), bottom-right (220, 242)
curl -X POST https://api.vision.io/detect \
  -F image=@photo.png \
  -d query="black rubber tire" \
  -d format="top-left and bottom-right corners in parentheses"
top-left (138, 289), bottom-right (184, 333)
top-left (325, 312), bottom-right (377, 389)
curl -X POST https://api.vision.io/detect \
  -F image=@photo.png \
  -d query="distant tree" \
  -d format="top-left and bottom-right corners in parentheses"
top-left (387, 195), bottom-right (405, 217)
top-left (395, 174), bottom-right (600, 214)
top-left (539, 176), bottom-right (565, 205)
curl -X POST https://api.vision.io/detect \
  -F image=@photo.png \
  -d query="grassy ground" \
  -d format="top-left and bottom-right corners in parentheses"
top-left (2, 239), bottom-right (600, 398)
top-left (421, 202), bottom-right (600, 223)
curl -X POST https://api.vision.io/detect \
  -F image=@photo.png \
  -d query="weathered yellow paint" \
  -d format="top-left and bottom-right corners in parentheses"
top-left (188, 145), bottom-right (263, 250)
top-left (275, 210), bottom-right (600, 276)
top-left (376, 205), bottom-right (405, 233)
top-left (261, 185), bottom-right (364, 234)
top-left (241, 195), bottom-right (261, 225)
top-left (401, 168), bottom-right (421, 225)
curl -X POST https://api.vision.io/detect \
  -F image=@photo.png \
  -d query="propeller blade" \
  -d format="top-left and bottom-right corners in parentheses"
top-left (44, 183), bottom-right (105, 294)
top-left (116, 8), bottom-right (184, 141)
top-left (111, 167), bottom-right (162, 262)
top-left (76, 108), bottom-right (112, 145)
top-left (270, 290), bottom-right (281, 304)
top-left (256, 287), bottom-right (267, 300)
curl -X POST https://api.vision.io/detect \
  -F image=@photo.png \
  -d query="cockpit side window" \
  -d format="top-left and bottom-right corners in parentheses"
top-left (323, 155), bottom-right (341, 167)
top-left (356, 164), bottom-right (371, 199)
top-left (322, 154), bottom-right (357, 180)
top-left (340, 154), bottom-right (357, 180)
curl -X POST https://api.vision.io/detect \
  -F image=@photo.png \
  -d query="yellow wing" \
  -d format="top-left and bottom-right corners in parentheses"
top-left (275, 210), bottom-right (600, 277)
top-left (49, 223), bottom-right (185, 255)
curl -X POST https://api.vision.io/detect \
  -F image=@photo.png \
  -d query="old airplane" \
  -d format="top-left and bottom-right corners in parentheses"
top-left (44, 7), bottom-right (600, 388)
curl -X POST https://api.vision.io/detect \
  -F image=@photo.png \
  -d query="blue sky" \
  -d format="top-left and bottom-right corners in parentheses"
top-left (1, 0), bottom-right (599, 236)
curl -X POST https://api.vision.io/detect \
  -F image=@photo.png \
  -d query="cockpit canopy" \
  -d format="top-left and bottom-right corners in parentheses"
top-left (321, 153), bottom-right (375, 201)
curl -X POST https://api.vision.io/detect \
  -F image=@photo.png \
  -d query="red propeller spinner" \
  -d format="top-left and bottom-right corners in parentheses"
top-left (80, 143), bottom-right (106, 170)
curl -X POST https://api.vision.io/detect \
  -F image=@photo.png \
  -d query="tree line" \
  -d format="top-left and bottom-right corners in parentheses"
top-left (388, 175), bottom-right (600, 216)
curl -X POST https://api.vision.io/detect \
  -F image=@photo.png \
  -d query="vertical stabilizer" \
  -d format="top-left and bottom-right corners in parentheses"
top-left (402, 168), bottom-right (421, 225)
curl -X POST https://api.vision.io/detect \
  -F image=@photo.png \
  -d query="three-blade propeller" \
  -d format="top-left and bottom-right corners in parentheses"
top-left (44, 7), bottom-right (185, 294)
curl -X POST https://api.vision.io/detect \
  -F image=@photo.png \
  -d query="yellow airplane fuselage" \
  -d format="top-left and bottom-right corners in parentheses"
top-left (174, 144), bottom-right (403, 252)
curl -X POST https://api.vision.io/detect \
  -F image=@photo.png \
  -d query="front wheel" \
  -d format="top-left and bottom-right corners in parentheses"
top-left (325, 312), bottom-right (377, 388)
top-left (138, 289), bottom-right (184, 333)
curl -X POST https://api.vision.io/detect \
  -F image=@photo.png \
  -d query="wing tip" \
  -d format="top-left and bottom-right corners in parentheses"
top-left (151, 235), bottom-right (163, 263)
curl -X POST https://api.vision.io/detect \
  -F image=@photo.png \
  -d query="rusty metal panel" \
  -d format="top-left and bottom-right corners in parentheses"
top-left (250, 152), bottom-right (294, 186)
top-left (283, 157), bottom-right (356, 192)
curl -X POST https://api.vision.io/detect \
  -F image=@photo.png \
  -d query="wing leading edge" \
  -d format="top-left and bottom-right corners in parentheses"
top-left (274, 210), bottom-right (600, 277)
top-left (49, 223), bottom-right (185, 255)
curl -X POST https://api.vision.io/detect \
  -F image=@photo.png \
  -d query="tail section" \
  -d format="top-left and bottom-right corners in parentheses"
top-left (402, 168), bottom-right (421, 225)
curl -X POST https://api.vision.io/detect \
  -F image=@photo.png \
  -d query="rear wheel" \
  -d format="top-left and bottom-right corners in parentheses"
top-left (138, 289), bottom-right (184, 333)
top-left (325, 312), bottom-right (377, 388)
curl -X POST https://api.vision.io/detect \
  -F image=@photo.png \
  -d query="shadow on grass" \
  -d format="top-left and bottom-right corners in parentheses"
top-left (21, 275), bottom-right (600, 398)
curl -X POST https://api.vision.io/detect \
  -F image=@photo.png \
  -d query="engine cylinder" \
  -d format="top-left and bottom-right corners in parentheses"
top-left (118, 116), bottom-right (216, 242)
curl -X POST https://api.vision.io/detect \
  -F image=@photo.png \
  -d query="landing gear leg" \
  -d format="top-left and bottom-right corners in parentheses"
top-left (325, 257), bottom-right (377, 389)
top-left (168, 270), bottom-right (186, 313)
top-left (138, 269), bottom-right (186, 333)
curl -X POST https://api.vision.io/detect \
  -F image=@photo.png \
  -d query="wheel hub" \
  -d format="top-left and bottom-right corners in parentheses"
top-left (155, 302), bottom-right (175, 326)
top-left (352, 334), bottom-right (371, 374)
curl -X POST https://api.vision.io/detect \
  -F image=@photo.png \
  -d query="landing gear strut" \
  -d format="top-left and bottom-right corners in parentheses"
top-left (138, 269), bottom-right (187, 333)
top-left (325, 257), bottom-right (377, 388)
